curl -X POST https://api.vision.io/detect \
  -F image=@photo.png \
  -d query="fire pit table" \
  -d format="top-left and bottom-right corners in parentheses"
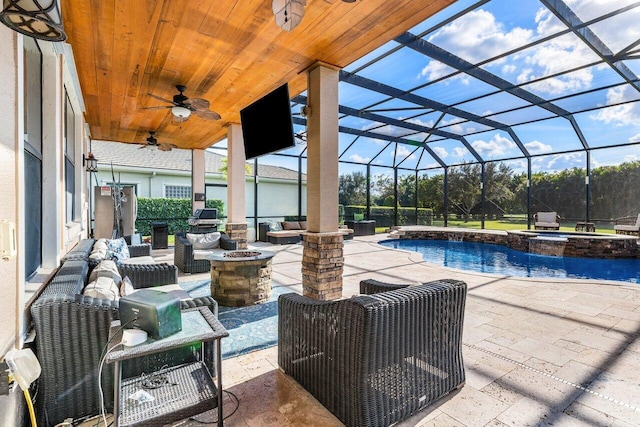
top-left (206, 250), bottom-right (275, 307)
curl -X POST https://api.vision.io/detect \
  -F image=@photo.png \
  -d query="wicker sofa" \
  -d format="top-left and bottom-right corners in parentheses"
top-left (278, 279), bottom-right (467, 427)
top-left (174, 231), bottom-right (238, 274)
top-left (614, 213), bottom-right (640, 236)
top-left (31, 238), bottom-right (217, 427)
top-left (259, 221), bottom-right (354, 244)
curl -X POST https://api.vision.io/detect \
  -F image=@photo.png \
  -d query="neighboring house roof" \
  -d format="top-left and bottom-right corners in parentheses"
top-left (92, 140), bottom-right (305, 181)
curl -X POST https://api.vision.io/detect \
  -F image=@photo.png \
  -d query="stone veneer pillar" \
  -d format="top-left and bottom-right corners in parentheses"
top-left (225, 222), bottom-right (248, 249)
top-left (302, 232), bottom-right (344, 300)
top-left (303, 62), bottom-right (342, 300)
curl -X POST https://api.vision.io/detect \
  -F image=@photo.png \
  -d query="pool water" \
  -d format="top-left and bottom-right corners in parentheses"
top-left (379, 239), bottom-right (640, 284)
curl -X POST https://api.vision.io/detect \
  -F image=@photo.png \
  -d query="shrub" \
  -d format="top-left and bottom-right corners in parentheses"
top-left (136, 198), bottom-right (224, 235)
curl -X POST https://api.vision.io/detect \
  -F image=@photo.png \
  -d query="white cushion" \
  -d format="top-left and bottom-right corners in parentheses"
top-left (537, 212), bottom-right (557, 223)
top-left (89, 238), bottom-right (109, 260)
top-left (120, 256), bottom-right (156, 265)
top-left (614, 225), bottom-right (640, 232)
top-left (186, 232), bottom-right (221, 250)
top-left (120, 276), bottom-right (135, 297)
top-left (84, 276), bottom-right (120, 301)
top-left (89, 260), bottom-right (122, 284)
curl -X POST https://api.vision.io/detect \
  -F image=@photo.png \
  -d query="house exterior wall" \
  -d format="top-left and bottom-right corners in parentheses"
top-left (0, 25), bottom-right (19, 366)
top-left (94, 169), bottom-right (307, 224)
top-left (0, 31), bottom-right (88, 425)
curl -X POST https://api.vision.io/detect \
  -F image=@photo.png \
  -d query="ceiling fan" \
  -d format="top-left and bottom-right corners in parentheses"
top-left (143, 85), bottom-right (221, 122)
top-left (138, 131), bottom-right (177, 152)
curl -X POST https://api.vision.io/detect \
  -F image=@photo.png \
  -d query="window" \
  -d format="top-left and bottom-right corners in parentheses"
top-left (165, 185), bottom-right (191, 199)
top-left (24, 37), bottom-right (43, 279)
top-left (64, 91), bottom-right (75, 222)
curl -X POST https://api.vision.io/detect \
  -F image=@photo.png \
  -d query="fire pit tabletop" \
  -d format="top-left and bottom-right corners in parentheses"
top-left (205, 250), bottom-right (276, 262)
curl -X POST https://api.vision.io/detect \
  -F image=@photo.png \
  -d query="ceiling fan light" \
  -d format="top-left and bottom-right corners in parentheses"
top-left (171, 105), bottom-right (191, 119)
top-left (0, 0), bottom-right (66, 41)
top-left (272, 0), bottom-right (306, 32)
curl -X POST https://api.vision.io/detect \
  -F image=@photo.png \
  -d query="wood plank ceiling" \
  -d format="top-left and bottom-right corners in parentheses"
top-left (61, 0), bottom-right (455, 150)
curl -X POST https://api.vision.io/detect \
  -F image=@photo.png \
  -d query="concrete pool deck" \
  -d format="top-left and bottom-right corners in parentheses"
top-left (153, 231), bottom-right (640, 426)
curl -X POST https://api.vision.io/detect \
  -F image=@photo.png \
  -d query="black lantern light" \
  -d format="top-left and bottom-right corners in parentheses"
top-left (0, 0), bottom-right (66, 42)
top-left (84, 152), bottom-right (98, 173)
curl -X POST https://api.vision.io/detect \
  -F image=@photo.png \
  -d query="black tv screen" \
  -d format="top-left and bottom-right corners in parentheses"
top-left (240, 83), bottom-right (295, 160)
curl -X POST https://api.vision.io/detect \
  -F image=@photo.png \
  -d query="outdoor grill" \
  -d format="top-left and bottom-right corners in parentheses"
top-left (188, 208), bottom-right (221, 233)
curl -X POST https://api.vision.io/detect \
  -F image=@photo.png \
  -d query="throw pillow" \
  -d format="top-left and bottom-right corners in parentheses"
top-left (84, 276), bottom-right (120, 301)
top-left (267, 220), bottom-right (282, 231)
top-left (89, 260), bottom-right (123, 284)
top-left (120, 276), bottom-right (135, 297)
top-left (186, 232), bottom-right (221, 250)
top-left (298, 221), bottom-right (307, 230)
top-left (281, 221), bottom-right (301, 230)
top-left (106, 238), bottom-right (130, 263)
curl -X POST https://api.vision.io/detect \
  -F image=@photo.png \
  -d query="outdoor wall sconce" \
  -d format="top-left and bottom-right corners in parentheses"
top-left (272, 0), bottom-right (306, 32)
top-left (84, 152), bottom-right (98, 173)
top-left (0, 0), bottom-right (66, 42)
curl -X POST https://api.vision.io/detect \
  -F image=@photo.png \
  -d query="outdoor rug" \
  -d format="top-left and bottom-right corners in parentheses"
top-left (180, 279), bottom-right (290, 359)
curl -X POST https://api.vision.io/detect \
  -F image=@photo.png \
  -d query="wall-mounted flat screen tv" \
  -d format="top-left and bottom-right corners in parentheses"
top-left (240, 83), bottom-right (295, 160)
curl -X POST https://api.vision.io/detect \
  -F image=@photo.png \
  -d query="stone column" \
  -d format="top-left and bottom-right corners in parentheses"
top-left (303, 62), bottom-right (343, 300)
top-left (226, 123), bottom-right (248, 249)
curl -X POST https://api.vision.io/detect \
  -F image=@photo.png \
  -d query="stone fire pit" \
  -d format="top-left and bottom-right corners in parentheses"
top-left (206, 250), bottom-right (275, 307)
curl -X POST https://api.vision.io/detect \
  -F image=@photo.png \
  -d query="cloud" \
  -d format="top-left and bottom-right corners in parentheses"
top-left (544, 152), bottom-right (585, 170)
top-left (471, 133), bottom-right (516, 157)
top-left (524, 140), bottom-right (552, 154)
top-left (396, 144), bottom-right (416, 160)
top-left (432, 146), bottom-right (448, 158)
top-left (624, 154), bottom-right (639, 162)
top-left (629, 133), bottom-right (640, 142)
top-left (349, 154), bottom-right (371, 163)
top-left (452, 147), bottom-right (469, 157)
top-left (502, 64), bottom-right (516, 74)
top-left (590, 86), bottom-right (640, 126)
top-left (426, 10), bottom-right (532, 64)
top-left (419, 61), bottom-right (463, 83)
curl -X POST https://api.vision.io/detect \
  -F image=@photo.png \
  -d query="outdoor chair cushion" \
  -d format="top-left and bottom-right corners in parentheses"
top-left (537, 211), bottom-right (557, 223)
top-left (281, 221), bottom-right (302, 230)
top-left (186, 231), bottom-right (221, 249)
top-left (83, 276), bottom-right (120, 301)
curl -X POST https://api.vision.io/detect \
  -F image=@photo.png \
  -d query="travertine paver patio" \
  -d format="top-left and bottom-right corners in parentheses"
top-left (160, 232), bottom-right (640, 426)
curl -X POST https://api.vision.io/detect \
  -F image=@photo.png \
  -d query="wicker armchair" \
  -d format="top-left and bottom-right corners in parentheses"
top-left (614, 213), bottom-right (640, 236)
top-left (534, 211), bottom-right (560, 230)
top-left (31, 254), bottom-right (216, 427)
top-left (278, 279), bottom-right (467, 427)
top-left (174, 231), bottom-right (238, 273)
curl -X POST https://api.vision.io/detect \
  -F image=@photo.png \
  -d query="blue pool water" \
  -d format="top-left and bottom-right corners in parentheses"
top-left (379, 239), bottom-right (640, 284)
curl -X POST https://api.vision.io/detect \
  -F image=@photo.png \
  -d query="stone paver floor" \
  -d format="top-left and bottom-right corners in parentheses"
top-left (128, 233), bottom-right (640, 426)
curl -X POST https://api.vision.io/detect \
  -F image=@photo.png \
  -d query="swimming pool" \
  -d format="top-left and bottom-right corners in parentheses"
top-left (379, 239), bottom-right (640, 284)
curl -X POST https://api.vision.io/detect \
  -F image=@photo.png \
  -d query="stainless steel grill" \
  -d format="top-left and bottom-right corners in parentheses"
top-left (188, 208), bottom-right (221, 232)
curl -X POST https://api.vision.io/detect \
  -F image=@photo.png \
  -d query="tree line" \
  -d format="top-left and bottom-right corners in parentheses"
top-left (339, 161), bottom-right (640, 221)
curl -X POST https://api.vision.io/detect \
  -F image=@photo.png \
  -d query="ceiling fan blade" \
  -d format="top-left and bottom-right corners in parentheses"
top-left (158, 143), bottom-right (176, 151)
top-left (194, 109), bottom-right (221, 120)
top-left (140, 105), bottom-right (172, 110)
top-left (189, 98), bottom-right (210, 110)
top-left (147, 92), bottom-right (175, 104)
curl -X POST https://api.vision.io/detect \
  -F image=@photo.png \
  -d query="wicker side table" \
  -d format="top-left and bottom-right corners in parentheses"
top-left (106, 308), bottom-right (228, 426)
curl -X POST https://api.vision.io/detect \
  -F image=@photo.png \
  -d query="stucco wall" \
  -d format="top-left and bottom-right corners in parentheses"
top-left (0, 27), bottom-right (24, 427)
top-left (0, 27), bottom-right (18, 358)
